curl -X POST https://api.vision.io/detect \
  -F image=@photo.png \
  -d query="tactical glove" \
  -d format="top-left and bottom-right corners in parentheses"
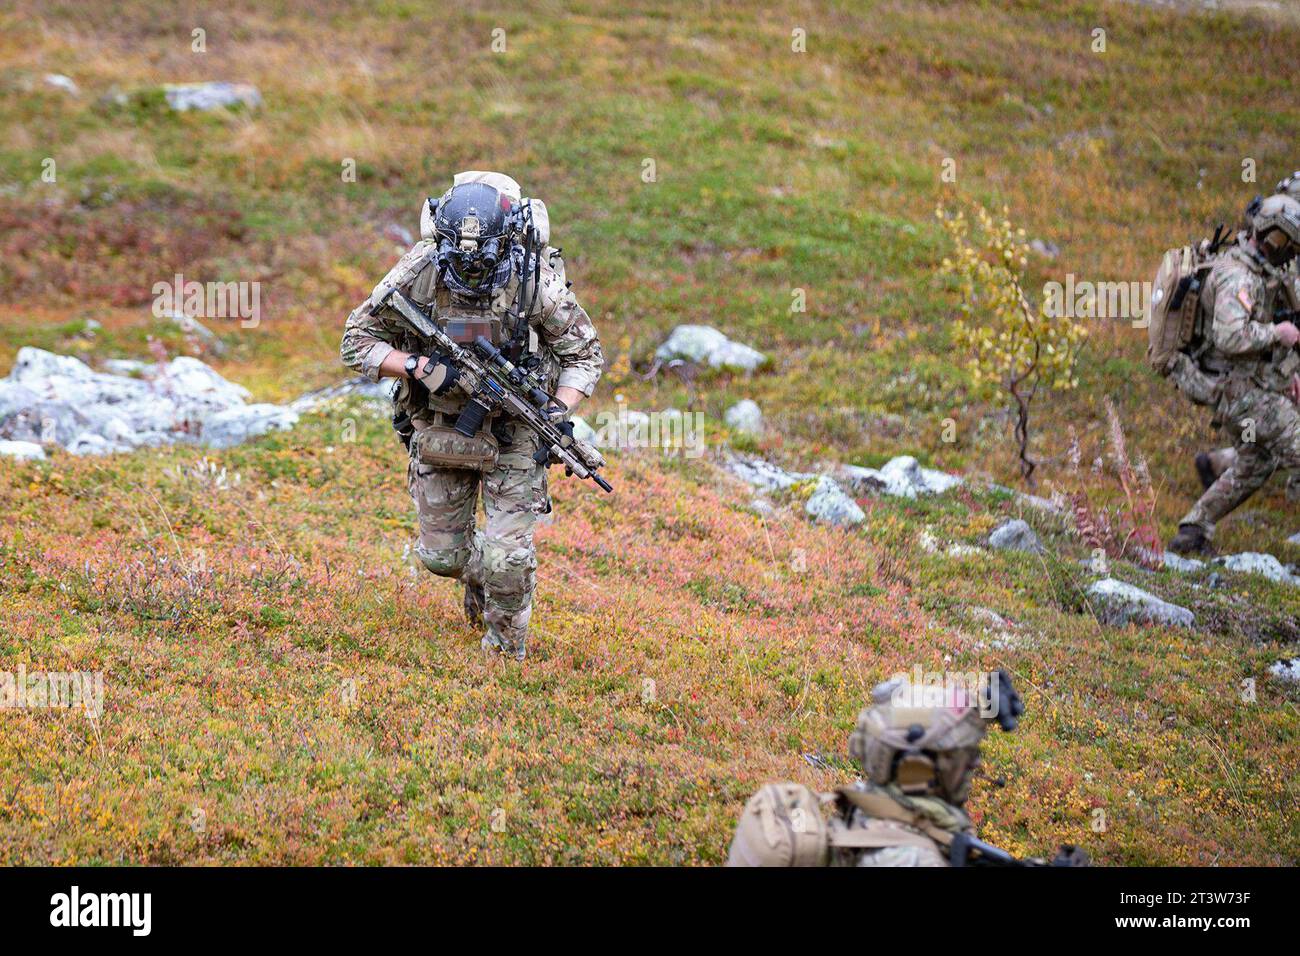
top-left (416, 355), bottom-right (459, 396)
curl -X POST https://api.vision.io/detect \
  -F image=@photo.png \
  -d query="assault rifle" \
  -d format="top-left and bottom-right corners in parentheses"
top-left (949, 832), bottom-right (1089, 867)
top-left (375, 286), bottom-right (613, 493)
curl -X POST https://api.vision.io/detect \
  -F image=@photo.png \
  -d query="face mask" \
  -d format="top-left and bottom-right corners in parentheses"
top-left (1262, 232), bottom-right (1298, 267)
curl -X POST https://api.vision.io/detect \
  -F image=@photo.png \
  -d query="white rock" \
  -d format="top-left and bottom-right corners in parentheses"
top-left (839, 455), bottom-right (961, 499)
top-left (656, 325), bottom-right (728, 364)
top-left (1288, 532), bottom-right (1300, 546)
top-left (749, 498), bottom-right (774, 516)
top-left (68, 433), bottom-right (117, 456)
top-left (0, 440), bottom-right (45, 461)
top-left (987, 482), bottom-right (1067, 514)
top-left (0, 381), bottom-right (40, 421)
top-left (987, 518), bottom-right (1044, 553)
top-left (100, 359), bottom-right (151, 376)
top-left (804, 475), bottom-right (865, 527)
top-left (0, 347), bottom-right (297, 454)
top-left (290, 376), bottom-right (394, 413)
top-left (44, 73), bottom-right (80, 95)
top-left (1216, 552), bottom-right (1297, 585)
top-left (655, 325), bottom-right (767, 372)
top-left (1161, 551), bottom-right (1205, 573)
top-left (724, 399), bottom-right (763, 436)
top-left (201, 404), bottom-right (298, 448)
top-left (727, 455), bottom-right (814, 492)
top-left (1269, 658), bottom-right (1300, 684)
top-left (1086, 578), bottom-right (1194, 628)
top-left (161, 356), bottom-right (252, 405)
top-left (708, 339), bottom-right (767, 372)
top-left (163, 82), bottom-right (262, 112)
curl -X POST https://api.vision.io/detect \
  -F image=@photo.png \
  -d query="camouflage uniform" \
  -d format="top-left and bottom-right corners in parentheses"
top-left (827, 782), bottom-right (973, 867)
top-left (1178, 244), bottom-right (1300, 536)
top-left (1198, 264), bottom-right (1300, 497)
top-left (726, 672), bottom-right (1053, 868)
top-left (341, 239), bottom-right (602, 659)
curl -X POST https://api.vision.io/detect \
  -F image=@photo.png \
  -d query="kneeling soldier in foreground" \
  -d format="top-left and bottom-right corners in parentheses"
top-left (726, 670), bottom-right (1086, 867)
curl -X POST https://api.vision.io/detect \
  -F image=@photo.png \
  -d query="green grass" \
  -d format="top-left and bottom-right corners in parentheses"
top-left (0, 0), bottom-right (1297, 864)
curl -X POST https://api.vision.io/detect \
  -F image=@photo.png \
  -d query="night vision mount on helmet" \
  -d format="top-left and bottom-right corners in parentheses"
top-left (427, 181), bottom-right (518, 296)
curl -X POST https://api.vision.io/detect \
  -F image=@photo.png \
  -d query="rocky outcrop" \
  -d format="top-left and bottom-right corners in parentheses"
top-left (0, 347), bottom-right (297, 455)
top-left (1270, 658), bottom-right (1300, 684)
top-left (655, 325), bottom-right (767, 372)
top-left (804, 475), bottom-right (865, 527)
top-left (163, 82), bottom-right (262, 112)
top-left (1215, 552), bottom-right (1299, 586)
top-left (987, 518), bottom-right (1044, 554)
top-left (726, 455), bottom-right (815, 492)
top-left (1086, 578), bottom-right (1194, 628)
top-left (724, 399), bottom-right (763, 436)
top-left (838, 456), bottom-right (961, 499)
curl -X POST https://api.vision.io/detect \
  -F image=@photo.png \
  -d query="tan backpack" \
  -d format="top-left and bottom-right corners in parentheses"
top-left (725, 783), bottom-right (829, 867)
top-left (1146, 228), bottom-right (1229, 374)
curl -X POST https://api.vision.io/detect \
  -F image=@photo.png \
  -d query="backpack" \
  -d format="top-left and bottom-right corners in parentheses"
top-left (1146, 227), bottom-right (1229, 374)
top-left (725, 783), bottom-right (829, 866)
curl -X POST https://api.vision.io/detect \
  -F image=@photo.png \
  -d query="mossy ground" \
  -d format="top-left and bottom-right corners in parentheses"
top-left (0, 0), bottom-right (1296, 864)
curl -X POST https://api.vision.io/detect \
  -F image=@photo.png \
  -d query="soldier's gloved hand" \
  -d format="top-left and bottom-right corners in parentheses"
top-left (534, 417), bottom-right (576, 469)
top-left (542, 401), bottom-right (571, 424)
top-left (416, 355), bottom-right (458, 395)
top-left (1276, 321), bottom-right (1300, 348)
top-left (1048, 845), bottom-right (1090, 867)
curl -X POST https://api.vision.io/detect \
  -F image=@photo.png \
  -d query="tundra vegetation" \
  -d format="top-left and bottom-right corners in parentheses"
top-left (0, 0), bottom-right (1297, 864)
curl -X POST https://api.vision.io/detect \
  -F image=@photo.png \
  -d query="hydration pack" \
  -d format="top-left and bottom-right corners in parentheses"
top-left (1146, 227), bottom-right (1229, 374)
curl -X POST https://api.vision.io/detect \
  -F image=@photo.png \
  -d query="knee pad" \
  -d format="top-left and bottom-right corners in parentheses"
top-left (415, 544), bottom-right (471, 578)
top-left (481, 539), bottom-right (537, 598)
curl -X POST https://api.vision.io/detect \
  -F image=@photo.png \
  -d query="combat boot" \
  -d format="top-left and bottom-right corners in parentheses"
top-left (1194, 452), bottom-right (1217, 491)
top-left (479, 626), bottom-right (525, 661)
top-left (464, 580), bottom-right (485, 627)
top-left (1169, 523), bottom-right (1213, 556)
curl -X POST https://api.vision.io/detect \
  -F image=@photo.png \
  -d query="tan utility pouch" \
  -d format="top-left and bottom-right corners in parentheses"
top-left (725, 783), bottom-right (829, 867)
top-left (412, 423), bottom-right (499, 472)
top-left (835, 786), bottom-right (963, 849)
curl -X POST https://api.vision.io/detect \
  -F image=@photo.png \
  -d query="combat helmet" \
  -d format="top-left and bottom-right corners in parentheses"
top-left (1252, 193), bottom-right (1300, 267)
top-left (1275, 170), bottom-right (1300, 202)
top-left (848, 669), bottom-right (1023, 806)
top-left (427, 181), bottom-right (517, 296)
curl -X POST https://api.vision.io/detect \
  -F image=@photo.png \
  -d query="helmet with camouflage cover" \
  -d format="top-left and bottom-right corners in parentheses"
top-left (848, 669), bottom-right (1023, 805)
top-left (1252, 193), bottom-right (1300, 267)
top-left (1275, 171), bottom-right (1300, 202)
top-left (1244, 173), bottom-right (1300, 232)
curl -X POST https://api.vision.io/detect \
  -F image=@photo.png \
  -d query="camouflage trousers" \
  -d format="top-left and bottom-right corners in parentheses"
top-left (1180, 387), bottom-right (1300, 535)
top-left (409, 429), bottom-right (548, 659)
top-left (1201, 445), bottom-right (1300, 501)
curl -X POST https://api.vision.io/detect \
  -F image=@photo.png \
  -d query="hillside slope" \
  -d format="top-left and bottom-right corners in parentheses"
top-left (0, 0), bottom-right (1297, 864)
